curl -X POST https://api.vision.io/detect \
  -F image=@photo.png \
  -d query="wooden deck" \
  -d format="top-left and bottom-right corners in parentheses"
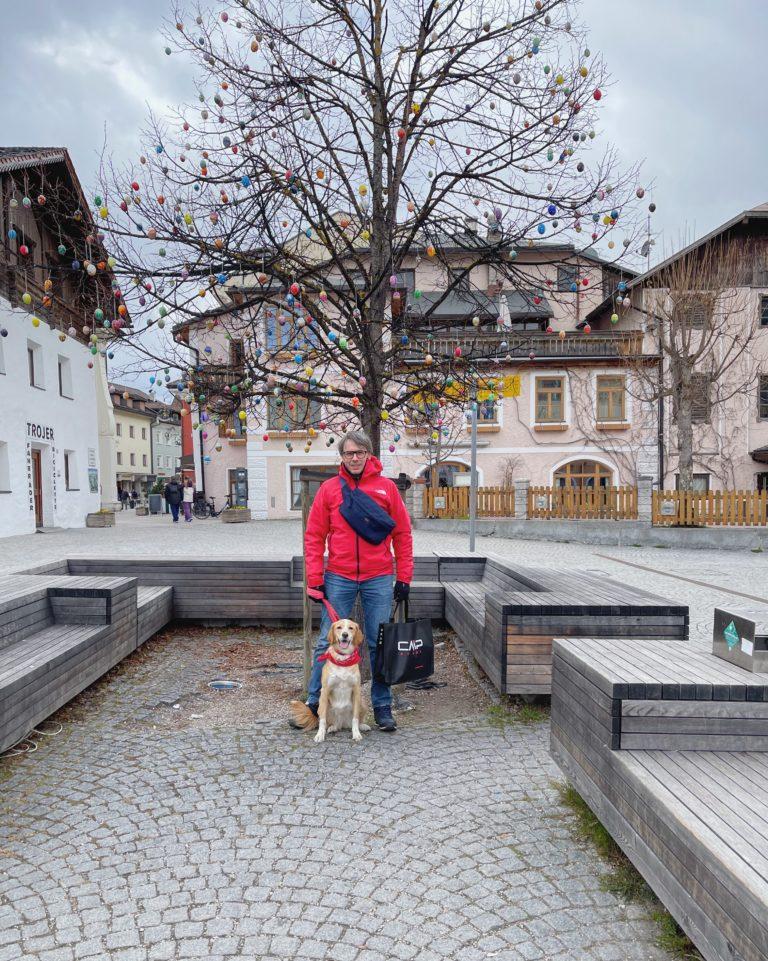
top-left (436, 553), bottom-right (688, 695)
top-left (551, 637), bottom-right (768, 961)
top-left (0, 552), bottom-right (687, 755)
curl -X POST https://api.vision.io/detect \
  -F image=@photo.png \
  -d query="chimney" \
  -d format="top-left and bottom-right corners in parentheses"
top-left (464, 216), bottom-right (479, 234)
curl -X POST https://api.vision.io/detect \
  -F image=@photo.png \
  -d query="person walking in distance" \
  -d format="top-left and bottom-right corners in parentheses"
top-left (164, 476), bottom-right (183, 523)
top-left (295, 430), bottom-right (413, 733)
top-left (182, 478), bottom-right (195, 522)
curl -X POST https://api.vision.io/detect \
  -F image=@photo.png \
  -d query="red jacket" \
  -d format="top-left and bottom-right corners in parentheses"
top-left (304, 456), bottom-right (414, 586)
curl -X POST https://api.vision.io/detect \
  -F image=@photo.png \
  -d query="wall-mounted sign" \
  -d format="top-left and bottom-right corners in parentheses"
top-left (88, 468), bottom-right (99, 493)
top-left (433, 496), bottom-right (446, 509)
top-left (87, 448), bottom-right (97, 468)
top-left (27, 422), bottom-right (54, 442)
top-left (660, 501), bottom-right (676, 516)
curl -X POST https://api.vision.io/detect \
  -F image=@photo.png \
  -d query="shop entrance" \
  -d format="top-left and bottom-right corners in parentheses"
top-left (31, 448), bottom-right (43, 527)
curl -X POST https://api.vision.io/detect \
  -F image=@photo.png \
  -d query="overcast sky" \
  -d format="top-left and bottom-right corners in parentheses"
top-left (3, 0), bottom-right (766, 384)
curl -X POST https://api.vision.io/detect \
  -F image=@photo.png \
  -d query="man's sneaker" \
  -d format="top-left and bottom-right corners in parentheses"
top-left (374, 708), bottom-right (397, 732)
top-left (288, 702), bottom-right (318, 731)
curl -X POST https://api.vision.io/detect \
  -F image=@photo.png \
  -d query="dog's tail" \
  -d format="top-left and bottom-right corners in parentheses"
top-left (289, 700), bottom-right (319, 730)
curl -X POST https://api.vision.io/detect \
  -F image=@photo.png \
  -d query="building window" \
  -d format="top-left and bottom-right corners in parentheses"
top-left (129, 425), bottom-right (135, 439)
top-left (760, 375), bottom-right (768, 420)
top-left (761, 296), bottom-right (768, 327)
top-left (535, 377), bottom-right (565, 423)
top-left (27, 341), bottom-right (43, 388)
top-left (690, 373), bottom-right (712, 423)
top-left (0, 441), bottom-right (10, 492)
top-left (677, 297), bottom-right (709, 329)
top-left (130, 453), bottom-right (136, 466)
top-left (596, 375), bottom-right (626, 422)
top-left (476, 397), bottom-right (499, 424)
top-left (557, 263), bottom-right (579, 292)
top-left (141, 427), bottom-right (147, 440)
top-left (267, 396), bottom-right (322, 432)
top-left (447, 267), bottom-right (471, 292)
top-left (116, 422), bottom-right (122, 437)
top-left (230, 339), bottom-right (245, 369)
top-left (675, 473), bottom-right (710, 492)
top-left (289, 465), bottom-right (337, 510)
top-left (756, 473), bottom-right (768, 492)
top-left (116, 452), bottom-right (122, 466)
top-left (142, 454), bottom-right (147, 467)
top-left (64, 451), bottom-right (78, 490)
top-left (554, 459), bottom-right (613, 489)
top-left (58, 356), bottom-right (73, 399)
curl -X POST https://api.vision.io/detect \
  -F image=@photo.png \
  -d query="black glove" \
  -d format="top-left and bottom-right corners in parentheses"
top-left (393, 581), bottom-right (410, 603)
top-left (309, 584), bottom-right (325, 604)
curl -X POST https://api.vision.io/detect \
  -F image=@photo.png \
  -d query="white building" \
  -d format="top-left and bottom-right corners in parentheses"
top-left (0, 298), bottom-right (101, 535)
top-left (0, 146), bottom-right (121, 536)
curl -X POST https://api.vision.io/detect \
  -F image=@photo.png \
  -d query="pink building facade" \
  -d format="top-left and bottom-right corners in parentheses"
top-left (174, 311), bottom-right (248, 509)
top-left (236, 242), bottom-right (654, 518)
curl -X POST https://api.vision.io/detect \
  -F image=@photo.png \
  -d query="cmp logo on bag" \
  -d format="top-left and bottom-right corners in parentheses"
top-left (398, 638), bottom-right (423, 654)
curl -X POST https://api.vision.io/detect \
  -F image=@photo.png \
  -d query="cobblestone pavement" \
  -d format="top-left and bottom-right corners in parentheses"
top-left (0, 627), bottom-right (675, 961)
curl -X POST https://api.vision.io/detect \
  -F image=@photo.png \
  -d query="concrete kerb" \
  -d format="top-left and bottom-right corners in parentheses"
top-left (414, 517), bottom-right (768, 552)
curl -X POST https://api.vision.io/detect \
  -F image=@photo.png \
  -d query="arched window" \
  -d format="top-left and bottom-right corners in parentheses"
top-left (430, 461), bottom-right (469, 488)
top-left (553, 459), bottom-right (613, 489)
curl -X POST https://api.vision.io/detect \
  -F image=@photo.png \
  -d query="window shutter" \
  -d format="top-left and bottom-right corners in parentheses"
top-left (690, 373), bottom-right (711, 423)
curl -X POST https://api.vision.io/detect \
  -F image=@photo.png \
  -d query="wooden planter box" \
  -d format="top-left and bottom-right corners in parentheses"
top-left (135, 506), bottom-right (149, 516)
top-left (86, 512), bottom-right (115, 528)
top-left (221, 509), bottom-right (251, 524)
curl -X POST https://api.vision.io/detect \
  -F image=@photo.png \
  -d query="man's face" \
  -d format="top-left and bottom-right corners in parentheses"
top-left (341, 445), bottom-right (369, 476)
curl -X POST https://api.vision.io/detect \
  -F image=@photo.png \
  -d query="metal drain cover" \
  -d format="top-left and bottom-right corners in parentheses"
top-left (208, 679), bottom-right (242, 691)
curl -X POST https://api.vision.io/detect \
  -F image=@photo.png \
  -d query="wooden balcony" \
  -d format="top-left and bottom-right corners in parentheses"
top-left (7, 272), bottom-right (83, 333)
top-left (401, 328), bottom-right (647, 362)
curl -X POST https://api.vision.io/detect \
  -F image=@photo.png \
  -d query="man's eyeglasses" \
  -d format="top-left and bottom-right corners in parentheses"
top-left (341, 450), bottom-right (368, 460)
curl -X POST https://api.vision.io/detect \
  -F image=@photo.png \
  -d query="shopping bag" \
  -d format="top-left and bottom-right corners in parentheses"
top-left (374, 601), bottom-right (434, 686)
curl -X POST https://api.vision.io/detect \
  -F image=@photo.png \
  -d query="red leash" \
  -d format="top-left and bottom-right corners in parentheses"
top-left (306, 586), bottom-right (340, 623)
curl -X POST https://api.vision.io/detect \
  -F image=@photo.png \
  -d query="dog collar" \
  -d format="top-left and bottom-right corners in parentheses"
top-left (318, 649), bottom-right (362, 667)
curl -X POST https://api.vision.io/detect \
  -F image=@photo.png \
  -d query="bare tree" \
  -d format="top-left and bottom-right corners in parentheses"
top-left (630, 239), bottom-right (759, 491)
top-left (94, 0), bottom-right (646, 457)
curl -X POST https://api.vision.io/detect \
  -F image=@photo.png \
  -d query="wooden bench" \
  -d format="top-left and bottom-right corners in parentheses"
top-left (437, 553), bottom-right (689, 696)
top-left (551, 637), bottom-right (768, 961)
top-left (0, 575), bottom-right (139, 754)
top-left (137, 585), bottom-right (174, 647)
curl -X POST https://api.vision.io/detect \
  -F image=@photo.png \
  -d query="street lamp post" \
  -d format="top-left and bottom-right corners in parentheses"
top-left (469, 399), bottom-right (478, 552)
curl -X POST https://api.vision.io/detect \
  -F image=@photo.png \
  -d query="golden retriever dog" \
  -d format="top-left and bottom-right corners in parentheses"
top-left (290, 618), bottom-right (371, 743)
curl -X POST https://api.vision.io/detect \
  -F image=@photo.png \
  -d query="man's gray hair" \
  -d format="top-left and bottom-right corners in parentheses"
top-left (339, 430), bottom-right (373, 454)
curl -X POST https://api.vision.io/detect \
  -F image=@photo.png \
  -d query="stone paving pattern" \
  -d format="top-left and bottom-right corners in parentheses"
top-left (1, 513), bottom-right (759, 958)
top-left (0, 623), bottom-right (671, 961)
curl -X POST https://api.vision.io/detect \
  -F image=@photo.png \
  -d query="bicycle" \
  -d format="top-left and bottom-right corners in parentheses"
top-left (192, 494), bottom-right (233, 519)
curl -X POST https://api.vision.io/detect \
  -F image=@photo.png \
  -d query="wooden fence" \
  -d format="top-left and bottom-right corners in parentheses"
top-left (528, 485), bottom-right (638, 520)
top-left (653, 489), bottom-right (768, 526)
top-left (422, 486), bottom-right (515, 518)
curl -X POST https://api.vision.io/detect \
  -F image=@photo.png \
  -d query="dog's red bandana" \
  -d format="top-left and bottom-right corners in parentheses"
top-left (318, 649), bottom-right (362, 667)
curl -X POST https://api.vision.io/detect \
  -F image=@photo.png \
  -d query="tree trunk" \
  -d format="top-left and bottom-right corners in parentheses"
top-left (676, 392), bottom-right (695, 491)
top-left (362, 405), bottom-right (382, 459)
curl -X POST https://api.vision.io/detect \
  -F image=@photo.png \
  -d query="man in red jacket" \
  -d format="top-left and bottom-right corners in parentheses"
top-left (297, 429), bottom-right (413, 732)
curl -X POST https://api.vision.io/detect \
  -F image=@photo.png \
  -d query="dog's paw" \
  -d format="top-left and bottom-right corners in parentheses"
top-left (359, 723), bottom-right (371, 733)
top-left (352, 729), bottom-right (363, 741)
top-left (314, 731), bottom-right (325, 743)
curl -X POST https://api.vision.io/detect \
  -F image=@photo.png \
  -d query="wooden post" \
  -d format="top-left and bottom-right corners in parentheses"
top-left (301, 477), bottom-right (312, 694)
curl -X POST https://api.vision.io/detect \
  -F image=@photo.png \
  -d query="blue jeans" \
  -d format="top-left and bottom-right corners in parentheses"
top-left (170, 503), bottom-right (180, 522)
top-left (308, 572), bottom-right (393, 710)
